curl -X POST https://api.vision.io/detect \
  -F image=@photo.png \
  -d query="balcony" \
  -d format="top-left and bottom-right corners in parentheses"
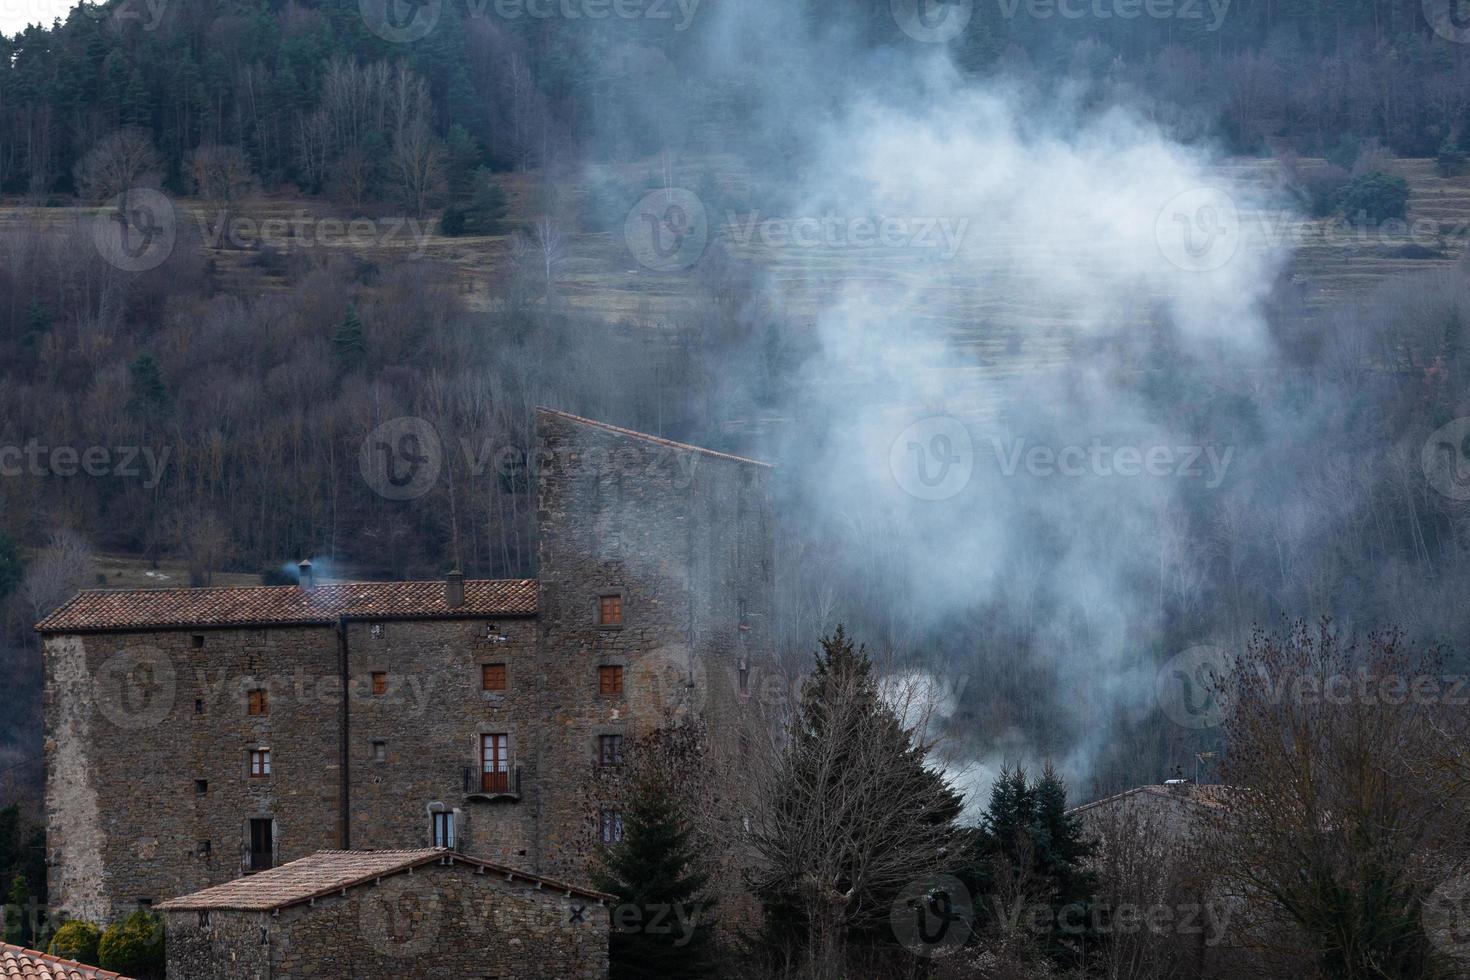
top-left (465, 765), bottom-right (521, 803)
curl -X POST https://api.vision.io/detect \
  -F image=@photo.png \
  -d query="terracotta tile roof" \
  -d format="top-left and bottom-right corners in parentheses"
top-left (0, 944), bottom-right (132, 980)
top-left (35, 579), bottom-right (537, 634)
top-left (538, 407), bottom-right (771, 468)
top-left (154, 849), bottom-right (612, 912)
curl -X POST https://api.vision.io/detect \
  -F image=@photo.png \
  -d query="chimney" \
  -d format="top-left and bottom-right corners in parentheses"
top-left (445, 569), bottom-right (465, 608)
top-left (298, 559), bottom-right (314, 589)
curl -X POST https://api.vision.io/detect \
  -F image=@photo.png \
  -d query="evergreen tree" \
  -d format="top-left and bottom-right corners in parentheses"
top-left (23, 299), bottom-right (52, 348)
top-left (128, 352), bottom-right (168, 414)
top-left (3, 873), bottom-right (30, 947)
top-left (333, 306), bottom-right (367, 373)
top-left (0, 531), bottom-right (22, 599)
top-left (592, 738), bottom-right (716, 979)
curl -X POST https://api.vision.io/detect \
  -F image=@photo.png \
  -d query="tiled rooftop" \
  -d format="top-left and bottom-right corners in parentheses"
top-left (35, 579), bottom-right (537, 634)
top-left (0, 944), bottom-right (132, 980)
top-left (153, 849), bottom-right (611, 912)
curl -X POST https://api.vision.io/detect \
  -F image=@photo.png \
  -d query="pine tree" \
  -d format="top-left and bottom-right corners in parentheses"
top-left (128, 352), bottom-right (168, 414)
top-left (3, 873), bottom-right (30, 946)
top-left (592, 752), bottom-right (715, 978)
top-left (333, 306), bottom-right (367, 373)
top-left (23, 300), bottom-right (52, 348)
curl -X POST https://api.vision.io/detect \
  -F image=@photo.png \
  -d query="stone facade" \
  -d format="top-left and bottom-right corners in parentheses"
top-left (41, 409), bottom-right (774, 923)
top-left (160, 855), bottom-right (609, 980)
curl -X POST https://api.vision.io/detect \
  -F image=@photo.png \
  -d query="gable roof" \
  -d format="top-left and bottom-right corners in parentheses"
top-left (538, 407), bottom-right (771, 468)
top-left (35, 579), bottom-right (538, 634)
top-left (0, 943), bottom-right (133, 980)
top-left (153, 849), bottom-right (612, 912)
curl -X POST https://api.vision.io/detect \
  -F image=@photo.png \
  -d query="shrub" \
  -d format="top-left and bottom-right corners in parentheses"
top-left (98, 910), bottom-right (165, 979)
top-left (439, 204), bottom-right (467, 236)
top-left (1437, 137), bottom-right (1467, 178)
top-left (49, 920), bottom-right (102, 966)
top-left (1337, 171), bottom-right (1410, 224)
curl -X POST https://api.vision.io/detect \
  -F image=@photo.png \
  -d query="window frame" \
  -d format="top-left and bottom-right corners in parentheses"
top-left (481, 663), bottom-right (508, 693)
top-left (599, 808), bottom-right (624, 844)
top-left (247, 688), bottom-right (269, 716)
top-left (598, 665), bottom-right (625, 697)
top-left (598, 734), bottom-right (624, 768)
top-left (431, 809), bottom-right (456, 849)
top-left (248, 748), bottom-right (271, 778)
top-left (480, 733), bottom-right (511, 793)
top-left (370, 671), bottom-right (387, 696)
top-left (595, 592), bottom-right (624, 629)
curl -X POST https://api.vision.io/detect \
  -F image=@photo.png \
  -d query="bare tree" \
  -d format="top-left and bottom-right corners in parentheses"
top-left (20, 528), bottom-right (95, 622)
top-left (73, 128), bottom-right (163, 203)
top-left (186, 144), bottom-right (255, 234)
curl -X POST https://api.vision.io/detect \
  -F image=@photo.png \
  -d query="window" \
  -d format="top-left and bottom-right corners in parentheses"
top-left (198, 911), bottom-right (211, 928)
top-left (738, 659), bottom-right (750, 697)
top-left (370, 623), bottom-right (385, 639)
top-left (194, 699), bottom-right (204, 715)
top-left (191, 634), bottom-right (205, 649)
top-left (248, 818), bottom-right (273, 872)
top-left (371, 740), bottom-right (387, 762)
top-left (599, 808), bottom-right (624, 844)
top-left (432, 810), bottom-right (456, 849)
top-left (247, 688), bottom-right (269, 715)
top-left (249, 749), bottom-right (271, 778)
top-left (597, 594), bottom-right (623, 626)
top-left (371, 672), bottom-right (387, 696)
top-left (481, 734), bottom-right (510, 793)
top-left (197, 841), bottom-right (211, 857)
top-left (482, 663), bottom-right (507, 692)
top-left (195, 779), bottom-right (208, 795)
top-left (598, 734), bottom-right (624, 767)
top-left (598, 665), bottom-right (624, 696)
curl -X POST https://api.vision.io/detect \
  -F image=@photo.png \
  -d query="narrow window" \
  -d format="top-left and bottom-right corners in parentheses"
top-left (198, 910), bottom-right (211, 928)
top-left (481, 734), bottom-right (510, 793)
top-left (371, 672), bottom-right (387, 696)
top-left (197, 841), bottom-right (211, 857)
top-left (737, 659), bottom-right (750, 697)
top-left (248, 818), bottom-right (273, 872)
top-left (598, 734), bottom-right (624, 767)
top-left (249, 749), bottom-right (271, 778)
top-left (194, 699), bottom-right (204, 715)
top-left (599, 808), bottom-right (624, 844)
top-left (191, 634), bottom-right (205, 649)
top-left (371, 740), bottom-right (387, 762)
top-left (247, 688), bottom-right (269, 716)
top-left (482, 663), bottom-right (507, 692)
top-left (597, 594), bottom-right (623, 626)
top-left (432, 810), bottom-right (456, 849)
top-left (598, 665), bottom-right (624, 697)
top-left (195, 779), bottom-right (208, 795)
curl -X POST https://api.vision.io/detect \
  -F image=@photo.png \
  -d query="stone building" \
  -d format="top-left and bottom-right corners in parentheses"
top-left (38, 409), bottom-right (774, 923)
top-left (155, 848), bottom-right (611, 980)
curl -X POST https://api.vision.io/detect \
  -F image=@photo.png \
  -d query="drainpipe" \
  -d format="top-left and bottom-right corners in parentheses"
top-left (336, 616), bottom-right (351, 849)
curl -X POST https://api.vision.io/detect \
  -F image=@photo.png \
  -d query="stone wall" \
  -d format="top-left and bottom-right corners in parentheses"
top-left (44, 626), bottom-right (344, 921)
top-left (164, 861), bottom-right (608, 980)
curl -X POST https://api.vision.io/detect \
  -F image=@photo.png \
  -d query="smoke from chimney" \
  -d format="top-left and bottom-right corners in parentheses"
top-left (298, 559), bottom-right (314, 589)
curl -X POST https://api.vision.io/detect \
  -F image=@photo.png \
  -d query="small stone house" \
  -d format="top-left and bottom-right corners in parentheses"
top-left (154, 848), bottom-right (611, 980)
top-left (0, 943), bottom-right (134, 980)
